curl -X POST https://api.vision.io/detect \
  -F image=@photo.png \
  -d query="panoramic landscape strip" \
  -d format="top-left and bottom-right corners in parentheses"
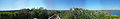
top-left (0, 7), bottom-right (120, 19)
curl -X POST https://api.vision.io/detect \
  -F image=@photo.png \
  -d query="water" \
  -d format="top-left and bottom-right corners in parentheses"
top-left (104, 11), bottom-right (120, 16)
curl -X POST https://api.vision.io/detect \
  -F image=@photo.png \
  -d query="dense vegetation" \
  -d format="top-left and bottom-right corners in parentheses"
top-left (0, 7), bottom-right (120, 19)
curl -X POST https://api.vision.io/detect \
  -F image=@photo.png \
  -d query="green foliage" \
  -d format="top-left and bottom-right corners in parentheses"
top-left (0, 7), bottom-right (119, 19)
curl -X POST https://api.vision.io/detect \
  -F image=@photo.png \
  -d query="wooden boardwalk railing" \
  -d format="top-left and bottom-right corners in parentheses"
top-left (48, 14), bottom-right (60, 19)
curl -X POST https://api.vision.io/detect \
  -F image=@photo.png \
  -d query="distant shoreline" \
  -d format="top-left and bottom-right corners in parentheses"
top-left (101, 10), bottom-right (120, 11)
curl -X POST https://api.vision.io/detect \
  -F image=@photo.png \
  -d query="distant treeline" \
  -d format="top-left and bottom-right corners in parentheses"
top-left (0, 7), bottom-right (120, 19)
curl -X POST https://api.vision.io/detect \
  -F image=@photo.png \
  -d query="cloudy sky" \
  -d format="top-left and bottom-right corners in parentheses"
top-left (0, 0), bottom-right (120, 10)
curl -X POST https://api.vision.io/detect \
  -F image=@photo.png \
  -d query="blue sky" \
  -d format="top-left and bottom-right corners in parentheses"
top-left (0, 0), bottom-right (120, 10)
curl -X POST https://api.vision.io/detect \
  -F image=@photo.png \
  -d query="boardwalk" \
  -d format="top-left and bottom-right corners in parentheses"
top-left (48, 14), bottom-right (60, 19)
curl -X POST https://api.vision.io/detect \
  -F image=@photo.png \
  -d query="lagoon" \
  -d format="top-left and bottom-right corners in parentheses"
top-left (104, 11), bottom-right (120, 16)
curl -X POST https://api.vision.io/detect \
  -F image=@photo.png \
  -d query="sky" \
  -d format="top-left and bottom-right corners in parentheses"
top-left (0, 0), bottom-right (120, 10)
